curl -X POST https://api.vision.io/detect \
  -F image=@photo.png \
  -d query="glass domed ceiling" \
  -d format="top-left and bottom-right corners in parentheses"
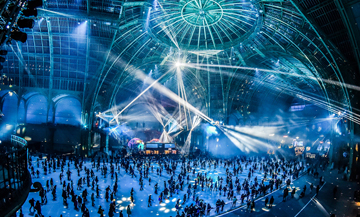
top-left (148, 0), bottom-right (262, 51)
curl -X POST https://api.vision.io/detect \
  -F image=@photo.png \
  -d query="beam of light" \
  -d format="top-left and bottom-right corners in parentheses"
top-left (145, 8), bottom-right (152, 30)
top-left (74, 21), bottom-right (87, 36)
top-left (154, 0), bottom-right (180, 49)
top-left (38, 8), bottom-right (77, 18)
top-left (218, 114), bottom-right (336, 153)
top-left (221, 127), bottom-right (272, 153)
top-left (159, 128), bottom-right (173, 143)
top-left (146, 95), bottom-right (169, 127)
top-left (145, 94), bottom-right (178, 143)
top-left (189, 63), bottom-right (360, 126)
top-left (269, 82), bottom-right (360, 125)
top-left (176, 65), bottom-right (192, 129)
top-left (282, 87), bottom-right (360, 125)
top-left (132, 67), bottom-right (213, 123)
top-left (182, 115), bottom-right (201, 154)
top-left (110, 68), bottom-right (173, 124)
top-left (185, 63), bottom-right (360, 93)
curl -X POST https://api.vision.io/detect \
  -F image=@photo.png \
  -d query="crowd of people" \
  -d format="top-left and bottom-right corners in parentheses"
top-left (21, 151), bottom-right (310, 217)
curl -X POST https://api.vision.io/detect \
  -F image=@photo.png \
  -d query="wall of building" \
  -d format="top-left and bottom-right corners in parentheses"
top-left (0, 90), bottom-right (82, 153)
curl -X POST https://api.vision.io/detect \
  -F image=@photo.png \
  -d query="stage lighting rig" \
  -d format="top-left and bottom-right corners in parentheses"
top-left (0, 0), bottom-right (42, 46)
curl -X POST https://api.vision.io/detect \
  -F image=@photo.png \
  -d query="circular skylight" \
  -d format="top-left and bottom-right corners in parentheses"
top-left (148, 0), bottom-right (262, 51)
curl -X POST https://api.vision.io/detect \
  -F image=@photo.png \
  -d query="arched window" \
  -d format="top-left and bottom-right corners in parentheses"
top-left (54, 97), bottom-right (81, 126)
top-left (26, 95), bottom-right (48, 124)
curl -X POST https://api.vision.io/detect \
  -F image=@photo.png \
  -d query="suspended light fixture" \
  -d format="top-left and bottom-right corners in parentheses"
top-left (17, 19), bottom-right (35, 28)
top-left (11, 30), bottom-right (27, 43)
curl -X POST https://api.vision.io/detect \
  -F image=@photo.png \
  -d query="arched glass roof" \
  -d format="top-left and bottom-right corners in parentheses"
top-left (0, 0), bottom-right (358, 123)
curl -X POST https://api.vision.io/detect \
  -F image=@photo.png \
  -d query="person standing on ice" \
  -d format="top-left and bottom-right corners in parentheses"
top-left (232, 196), bottom-right (237, 207)
top-left (154, 183), bottom-right (158, 194)
top-left (265, 197), bottom-right (269, 208)
top-left (148, 195), bottom-right (153, 207)
top-left (29, 198), bottom-right (35, 212)
top-left (269, 196), bottom-right (274, 208)
top-left (126, 205), bottom-right (132, 217)
top-left (97, 205), bottom-right (104, 216)
top-left (91, 193), bottom-right (95, 206)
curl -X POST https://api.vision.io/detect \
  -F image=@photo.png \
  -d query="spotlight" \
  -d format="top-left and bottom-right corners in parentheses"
top-left (11, 31), bottom-right (27, 43)
top-left (22, 8), bottom-right (38, 17)
top-left (17, 19), bottom-right (35, 28)
top-left (175, 62), bottom-right (181, 67)
top-left (27, 0), bottom-right (43, 8)
top-left (206, 126), bottom-right (218, 135)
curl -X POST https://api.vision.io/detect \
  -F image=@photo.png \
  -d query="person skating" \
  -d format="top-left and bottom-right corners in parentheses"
top-left (283, 188), bottom-right (289, 201)
top-left (97, 205), bottom-right (104, 217)
top-left (232, 196), bottom-right (237, 208)
top-left (220, 199), bottom-right (225, 211)
top-left (206, 203), bottom-right (213, 215)
top-left (250, 200), bottom-right (255, 212)
top-left (35, 200), bottom-right (42, 216)
top-left (291, 188), bottom-right (296, 198)
top-left (265, 197), bottom-right (269, 208)
top-left (269, 196), bottom-right (274, 208)
top-left (316, 185), bottom-right (320, 196)
top-left (148, 195), bottom-right (153, 207)
top-left (215, 199), bottom-right (221, 213)
top-left (126, 205), bottom-right (132, 217)
top-left (29, 198), bottom-right (35, 212)
top-left (82, 207), bottom-right (90, 217)
top-left (91, 192), bottom-right (95, 206)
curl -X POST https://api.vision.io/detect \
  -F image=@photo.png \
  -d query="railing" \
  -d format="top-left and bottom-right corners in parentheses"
top-left (0, 135), bottom-right (31, 217)
top-left (11, 135), bottom-right (28, 147)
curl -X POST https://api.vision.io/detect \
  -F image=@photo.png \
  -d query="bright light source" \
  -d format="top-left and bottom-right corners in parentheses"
top-left (175, 62), bottom-right (181, 67)
top-left (206, 126), bottom-right (218, 135)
